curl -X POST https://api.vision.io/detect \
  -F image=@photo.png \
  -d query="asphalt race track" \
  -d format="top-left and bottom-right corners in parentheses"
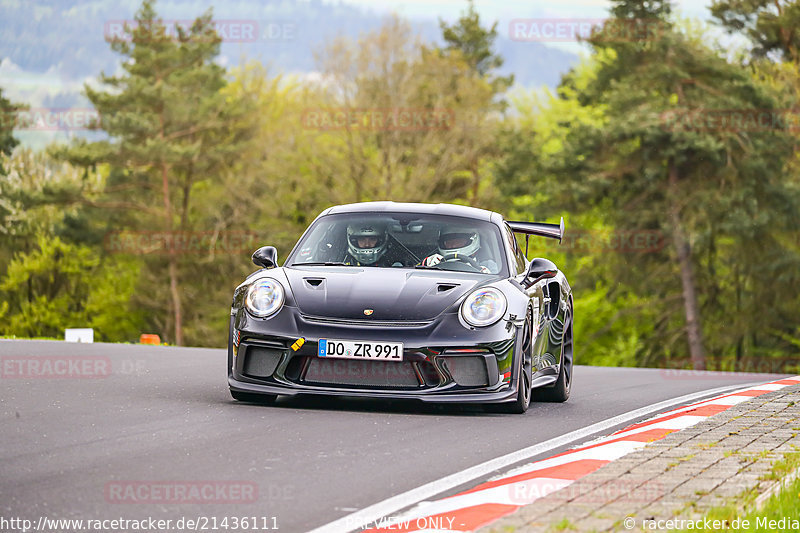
top-left (0, 340), bottom-right (788, 532)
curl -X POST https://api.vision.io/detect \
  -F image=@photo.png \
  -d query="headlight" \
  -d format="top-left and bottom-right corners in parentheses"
top-left (460, 287), bottom-right (507, 327)
top-left (245, 278), bottom-right (285, 318)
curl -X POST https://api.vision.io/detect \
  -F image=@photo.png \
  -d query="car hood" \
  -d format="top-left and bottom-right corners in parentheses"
top-left (284, 267), bottom-right (490, 321)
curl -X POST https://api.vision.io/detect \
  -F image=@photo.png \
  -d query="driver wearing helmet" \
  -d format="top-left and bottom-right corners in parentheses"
top-left (344, 222), bottom-right (393, 266)
top-left (421, 226), bottom-right (499, 273)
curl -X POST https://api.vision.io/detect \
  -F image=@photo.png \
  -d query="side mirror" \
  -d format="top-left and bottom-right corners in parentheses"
top-left (523, 257), bottom-right (558, 288)
top-left (252, 246), bottom-right (278, 269)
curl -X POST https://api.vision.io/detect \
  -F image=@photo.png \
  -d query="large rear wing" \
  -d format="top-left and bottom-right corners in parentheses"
top-left (507, 217), bottom-right (564, 256)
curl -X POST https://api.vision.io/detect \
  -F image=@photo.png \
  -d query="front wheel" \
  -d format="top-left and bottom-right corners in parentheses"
top-left (534, 304), bottom-right (573, 403)
top-left (496, 309), bottom-right (533, 414)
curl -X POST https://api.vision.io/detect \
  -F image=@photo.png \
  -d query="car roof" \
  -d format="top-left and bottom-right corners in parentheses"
top-left (323, 201), bottom-right (501, 222)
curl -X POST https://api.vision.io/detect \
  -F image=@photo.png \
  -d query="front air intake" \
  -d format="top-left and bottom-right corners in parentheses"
top-left (242, 345), bottom-right (284, 378)
top-left (442, 355), bottom-right (490, 387)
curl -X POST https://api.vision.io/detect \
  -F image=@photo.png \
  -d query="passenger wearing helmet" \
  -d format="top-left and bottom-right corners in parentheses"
top-left (421, 225), bottom-right (499, 273)
top-left (344, 222), bottom-right (393, 266)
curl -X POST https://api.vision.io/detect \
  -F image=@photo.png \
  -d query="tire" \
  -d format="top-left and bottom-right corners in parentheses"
top-left (230, 389), bottom-right (277, 404)
top-left (534, 303), bottom-right (573, 403)
top-left (496, 308), bottom-right (534, 414)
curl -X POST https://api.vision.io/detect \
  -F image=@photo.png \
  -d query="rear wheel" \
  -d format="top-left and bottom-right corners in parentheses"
top-left (497, 309), bottom-right (533, 414)
top-left (230, 390), bottom-right (277, 404)
top-left (534, 303), bottom-right (573, 403)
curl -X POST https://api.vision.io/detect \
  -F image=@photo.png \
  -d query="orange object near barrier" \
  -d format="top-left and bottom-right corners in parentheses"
top-left (139, 334), bottom-right (161, 345)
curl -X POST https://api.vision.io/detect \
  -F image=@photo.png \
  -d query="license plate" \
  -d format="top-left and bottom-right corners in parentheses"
top-left (318, 339), bottom-right (404, 361)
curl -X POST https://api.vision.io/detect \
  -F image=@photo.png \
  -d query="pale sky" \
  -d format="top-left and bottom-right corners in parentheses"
top-left (337, 0), bottom-right (711, 21)
top-left (332, 0), bottom-right (718, 53)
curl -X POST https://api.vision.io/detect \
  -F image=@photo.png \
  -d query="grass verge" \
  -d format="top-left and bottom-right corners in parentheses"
top-left (673, 451), bottom-right (800, 532)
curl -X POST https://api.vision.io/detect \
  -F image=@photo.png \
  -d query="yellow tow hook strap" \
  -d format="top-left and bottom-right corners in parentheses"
top-left (291, 338), bottom-right (306, 351)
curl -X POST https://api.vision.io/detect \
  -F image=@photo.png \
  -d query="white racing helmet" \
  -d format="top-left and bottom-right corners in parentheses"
top-left (438, 225), bottom-right (480, 257)
top-left (347, 222), bottom-right (388, 265)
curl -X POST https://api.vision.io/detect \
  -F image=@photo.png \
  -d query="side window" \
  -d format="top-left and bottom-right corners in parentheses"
top-left (515, 240), bottom-right (527, 271)
top-left (503, 224), bottom-right (527, 275)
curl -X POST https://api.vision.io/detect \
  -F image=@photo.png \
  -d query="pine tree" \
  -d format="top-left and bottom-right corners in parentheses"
top-left (438, 0), bottom-right (513, 91)
top-left (547, 0), bottom-right (800, 368)
top-left (0, 89), bottom-right (23, 175)
top-left (58, 0), bottom-right (255, 345)
top-left (711, 0), bottom-right (800, 62)
top-left (437, 1), bottom-right (510, 204)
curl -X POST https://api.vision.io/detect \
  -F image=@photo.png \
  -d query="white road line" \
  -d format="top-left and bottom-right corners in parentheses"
top-left (704, 395), bottom-right (754, 406)
top-left (307, 383), bottom-right (758, 533)
top-left (583, 414), bottom-right (708, 444)
top-left (750, 383), bottom-right (790, 391)
top-left (377, 476), bottom-right (573, 526)
top-left (496, 440), bottom-right (647, 481)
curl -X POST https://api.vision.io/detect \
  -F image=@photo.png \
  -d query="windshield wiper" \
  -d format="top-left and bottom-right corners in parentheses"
top-left (414, 264), bottom-right (444, 270)
top-left (291, 262), bottom-right (350, 266)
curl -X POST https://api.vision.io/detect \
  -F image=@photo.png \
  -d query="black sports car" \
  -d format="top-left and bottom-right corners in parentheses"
top-left (228, 202), bottom-right (573, 413)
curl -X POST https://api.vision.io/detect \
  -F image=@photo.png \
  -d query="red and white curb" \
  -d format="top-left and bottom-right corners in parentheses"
top-left (360, 376), bottom-right (800, 533)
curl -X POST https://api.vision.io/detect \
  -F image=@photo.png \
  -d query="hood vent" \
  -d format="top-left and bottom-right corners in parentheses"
top-left (304, 278), bottom-right (325, 289)
top-left (437, 283), bottom-right (459, 293)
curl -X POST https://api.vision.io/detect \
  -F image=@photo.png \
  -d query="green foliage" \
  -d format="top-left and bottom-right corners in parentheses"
top-left (711, 0), bottom-right (800, 61)
top-left (85, 255), bottom-right (147, 342)
top-left (673, 451), bottom-right (800, 532)
top-left (552, 18), bottom-right (798, 367)
top-left (495, 10), bottom-right (800, 369)
top-left (571, 282), bottom-right (649, 367)
top-left (1, 0), bottom-right (799, 371)
top-left (56, 0), bottom-right (258, 345)
top-left (303, 15), bottom-right (502, 207)
top-left (438, 0), bottom-right (513, 95)
top-left (0, 235), bottom-right (143, 340)
top-left (0, 88), bottom-right (24, 175)
top-left (610, 0), bottom-right (673, 19)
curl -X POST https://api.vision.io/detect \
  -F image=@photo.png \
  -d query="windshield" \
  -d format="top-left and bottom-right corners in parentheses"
top-left (288, 213), bottom-right (507, 275)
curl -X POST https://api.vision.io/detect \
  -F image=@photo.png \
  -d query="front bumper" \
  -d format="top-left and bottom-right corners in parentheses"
top-left (228, 306), bottom-right (557, 403)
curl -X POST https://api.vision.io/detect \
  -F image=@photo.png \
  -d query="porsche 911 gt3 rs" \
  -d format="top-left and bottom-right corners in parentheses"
top-left (228, 202), bottom-right (573, 413)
